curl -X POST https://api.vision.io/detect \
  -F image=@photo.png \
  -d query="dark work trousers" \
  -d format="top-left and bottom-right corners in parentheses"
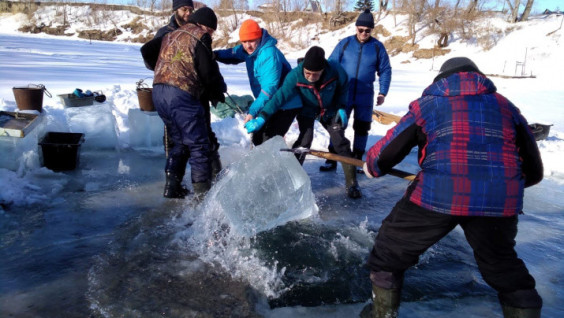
top-left (368, 197), bottom-right (542, 308)
top-left (252, 108), bottom-right (300, 146)
top-left (153, 84), bottom-right (211, 183)
top-left (292, 114), bottom-right (354, 163)
top-left (164, 96), bottom-right (220, 159)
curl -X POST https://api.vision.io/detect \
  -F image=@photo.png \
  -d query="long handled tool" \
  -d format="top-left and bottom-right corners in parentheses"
top-left (225, 92), bottom-right (245, 114)
top-left (281, 148), bottom-right (416, 181)
top-left (372, 110), bottom-right (402, 125)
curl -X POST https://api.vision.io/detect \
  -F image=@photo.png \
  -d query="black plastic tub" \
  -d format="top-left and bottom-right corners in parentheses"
top-left (39, 132), bottom-right (85, 171)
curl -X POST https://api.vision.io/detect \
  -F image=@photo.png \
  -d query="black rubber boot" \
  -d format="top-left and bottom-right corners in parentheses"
top-left (320, 160), bottom-right (337, 171)
top-left (320, 145), bottom-right (337, 171)
top-left (501, 305), bottom-right (541, 318)
top-left (163, 172), bottom-right (189, 198)
top-left (192, 181), bottom-right (211, 203)
top-left (343, 163), bottom-right (362, 199)
top-left (371, 284), bottom-right (400, 318)
top-left (210, 151), bottom-right (223, 181)
top-left (353, 149), bottom-right (365, 174)
top-left (163, 153), bottom-right (189, 198)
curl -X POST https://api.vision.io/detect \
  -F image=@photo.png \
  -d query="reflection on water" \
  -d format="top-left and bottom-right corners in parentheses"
top-left (2, 150), bottom-right (563, 317)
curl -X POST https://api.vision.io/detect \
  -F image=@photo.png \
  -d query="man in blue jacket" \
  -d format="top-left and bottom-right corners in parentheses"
top-left (362, 57), bottom-right (543, 318)
top-left (321, 9), bottom-right (392, 172)
top-left (245, 46), bottom-right (362, 199)
top-left (215, 19), bottom-right (302, 146)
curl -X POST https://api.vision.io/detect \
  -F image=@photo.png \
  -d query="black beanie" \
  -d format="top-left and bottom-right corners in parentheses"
top-left (434, 57), bottom-right (484, 82)
top-left (356, 9), bottom-right (374, 29)
top-left (188, 7), bottom-right (217, 31)
top-left (173, 0), bottom-right (194, 11)
top-left (303, 46), bottom-right (327, 71)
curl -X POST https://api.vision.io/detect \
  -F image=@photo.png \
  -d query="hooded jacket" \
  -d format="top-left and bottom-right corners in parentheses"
top-left (214, 29), bottom-right (301, 117)
top-left (365, 72), bottom-right (543, 217)
top-left (328, 35), bottom-right (391, 106)
top-left (258, 60), bottom-right (349, 121)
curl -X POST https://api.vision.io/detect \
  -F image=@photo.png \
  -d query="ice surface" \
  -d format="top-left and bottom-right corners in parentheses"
top-left (202, 136), bottom-right (318, 237)
top-left (64, 103), bottom-right (118, 149)
top-left (127, 109), bottom-right (164, 149)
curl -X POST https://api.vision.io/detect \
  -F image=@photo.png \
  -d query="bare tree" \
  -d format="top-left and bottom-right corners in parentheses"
top-left (520, 0), bottom-right (534, 21)
top-left (379, 0), bottom-right (389, 11)
top-left (505, 0), bottom-right (522, 22)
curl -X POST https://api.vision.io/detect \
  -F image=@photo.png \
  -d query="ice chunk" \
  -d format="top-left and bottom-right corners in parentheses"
top-left (0, 114), bottom-right (44, 171)
top-left (201, 136), bottom-right (318, 237)
top-left (65, 104), bottom-right (118, 149)
top-left (127, 109), bottom-right (164, 149)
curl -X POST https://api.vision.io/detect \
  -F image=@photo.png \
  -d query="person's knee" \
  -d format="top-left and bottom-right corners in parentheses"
top-left (353, 120), bottom-right (371, 136)
top-left (498, 289), bottom-right (543, 308)
top-left (370, 271), bottom-right (404, 290)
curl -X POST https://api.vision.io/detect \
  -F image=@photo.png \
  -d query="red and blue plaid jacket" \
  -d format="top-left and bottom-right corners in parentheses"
top-left (365, 72), bottom-right (543, 217)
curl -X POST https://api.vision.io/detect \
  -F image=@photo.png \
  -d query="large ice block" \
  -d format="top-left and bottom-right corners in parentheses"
top-left (201, 136), bottom-right (318, 237)
top-left (127, 109), bottom-right (164, 149)
top-left (0, 114), bottom-right (44, 171)
top-left (65, 103), bottom-right (118, 149)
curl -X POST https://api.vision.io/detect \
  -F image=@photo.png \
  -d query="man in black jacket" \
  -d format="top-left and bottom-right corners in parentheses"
top-left (141, 3), bottom-right (223, 193)
top-left (152, 7), bottom-right (226, 201)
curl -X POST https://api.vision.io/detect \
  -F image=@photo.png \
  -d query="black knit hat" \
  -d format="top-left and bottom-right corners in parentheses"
top-left (303, 46), bottom-right (327, 71)
top-left (356, 9), bottom-right (374, 29)
top-left (173, 0), bottom-right (194, 11)
top-left (434, 57), bottom-right (484, 82)
top-left (188, 7), bottom-right (217, 31)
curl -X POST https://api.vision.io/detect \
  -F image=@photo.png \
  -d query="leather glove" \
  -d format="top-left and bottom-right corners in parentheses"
top-left (376, 94), bottom-right (385, 106)
top-left (335, 108), bottom-right (348, 129)
top-left (244, 117), bottom-right (265, 134)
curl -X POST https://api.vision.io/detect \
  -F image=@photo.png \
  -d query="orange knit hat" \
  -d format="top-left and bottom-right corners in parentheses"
top-left (239, 19), bottom-right (262, 42)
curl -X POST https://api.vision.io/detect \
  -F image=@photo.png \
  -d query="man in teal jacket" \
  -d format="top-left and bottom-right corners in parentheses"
top-left (215, 19), bottom-right (301, 145)
top-left (245, 46), bottom-right (362, 199)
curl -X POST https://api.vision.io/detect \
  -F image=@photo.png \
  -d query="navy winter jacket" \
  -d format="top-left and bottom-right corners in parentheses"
top-left (329, 35), bottom-right (391, 107)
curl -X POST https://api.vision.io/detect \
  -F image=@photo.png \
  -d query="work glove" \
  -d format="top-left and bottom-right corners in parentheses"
top-left (335, 108), bottom-right (348, 129)
top-left (363, 162), bottom-right (374, 178)
top-left (376, 94), bottom-right (385, 106)
top-left (244, 117), bottom-right (265, 134)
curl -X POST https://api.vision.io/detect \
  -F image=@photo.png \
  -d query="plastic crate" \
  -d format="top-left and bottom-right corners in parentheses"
top-left (39, 132), bottom-right (85, 171)
top-left (58, 94), bottom-right (95, 107)
top-left (529, 123), bottom-right (552, 141)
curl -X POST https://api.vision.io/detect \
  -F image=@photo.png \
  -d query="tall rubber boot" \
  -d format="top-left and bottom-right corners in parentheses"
top-left (192, 181), bottom-right (211, 203)
top-left (353, 149), bottom-right (365, 174)
top-left (343, 163), bottom-right (362, 199)
top-left (210, 151), bottom-right (223, 181)
top-left (501, 305), bottom-right (541, 318)
top-left (163, 172), bottom-right (188, 198)
top-left (163, 155), bottom-right (189, 199)
top-left (320, 145), bottom-right (337, 171)
top-left (371, 284), bottom-right (400, 318)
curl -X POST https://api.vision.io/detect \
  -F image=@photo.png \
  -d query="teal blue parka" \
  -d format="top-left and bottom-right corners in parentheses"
top-left (214, 29), bottom-right (301, 117)
top-left (258, 60), bottom-right (349, 121)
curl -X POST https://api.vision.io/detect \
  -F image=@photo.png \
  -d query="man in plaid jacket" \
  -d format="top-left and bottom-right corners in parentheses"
top-left (362, 57), bottom-right (543, 318)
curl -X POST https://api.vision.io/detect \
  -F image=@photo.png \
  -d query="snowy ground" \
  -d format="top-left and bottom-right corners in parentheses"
top-left (1, 12), bottom-right (564, 318)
